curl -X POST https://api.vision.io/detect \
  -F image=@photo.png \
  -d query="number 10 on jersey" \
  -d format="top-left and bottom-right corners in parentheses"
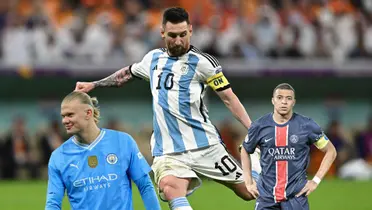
top-left (156, 72), bottom-right (175, 90)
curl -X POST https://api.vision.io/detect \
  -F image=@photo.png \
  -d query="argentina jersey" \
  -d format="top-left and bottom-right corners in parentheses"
top-left (46, 129), bottom-right (151, 210)
top-left (130, 46), bottom-right (229, 156)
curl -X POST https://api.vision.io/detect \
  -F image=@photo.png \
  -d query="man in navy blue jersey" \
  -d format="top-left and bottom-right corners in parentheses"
top-left (241, 83), bottom-right (337, 210)
top-left (45, 91), bottom-right (161, 210)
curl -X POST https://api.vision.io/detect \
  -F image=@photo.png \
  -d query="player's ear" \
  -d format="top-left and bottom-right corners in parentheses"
top-left (271, 97), bottom-right (274, 105)
top-left (189, 24), bottom-right (193, 36)
top-left (160, 25), bottom-right (165, 39)
top-left (86, 108), bottom-right (93, 120)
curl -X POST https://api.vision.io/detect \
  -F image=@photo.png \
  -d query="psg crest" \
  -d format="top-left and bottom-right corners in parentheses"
top-left (106, 153), bottom-right (118, 165)
top-left (290, 135), bottom-right (299, 143)
top-left (88, 156), bottom-right (98, 168)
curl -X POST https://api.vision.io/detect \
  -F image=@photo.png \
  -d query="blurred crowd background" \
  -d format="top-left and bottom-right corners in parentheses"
top-left (2, 0), bottom-right (372, 65)
top-left (0, 0), bottom-right (372, 182)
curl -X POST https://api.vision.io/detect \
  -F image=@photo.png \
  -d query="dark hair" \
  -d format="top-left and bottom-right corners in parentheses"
top-left (162, 7), bottom-right (190, 25)
top-left (273, 83), bottom-right (295, 96)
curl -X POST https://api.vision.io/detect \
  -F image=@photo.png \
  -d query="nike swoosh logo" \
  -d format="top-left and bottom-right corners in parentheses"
top-left (264, 137), bottom-right (273, 142)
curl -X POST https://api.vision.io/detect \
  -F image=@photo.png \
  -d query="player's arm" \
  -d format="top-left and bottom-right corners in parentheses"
top-left (216, 87), bottom-right (252, 129)
top-left (241, 148), bottom-right (254, 182)
top-left (309, 120), bottom-right (337, 182)
top-left (200, 57), bottom-right (251, 129)
top-left (126, 135), bottom-right (161, 210)
top-left (93, 66), bottom-right (133, 88)
top-left (241, 123), bottom-right (260, 198)
top-left (45, 154), bottom-right (65, 210)
top-left (314, 141), bottom-right (337, 181)
top-left (297, 121), bottom-right (337, 197)
top-left (75, 50), bottom-right (155, 92)
top-left (133, 174), bottom-right (161, 210)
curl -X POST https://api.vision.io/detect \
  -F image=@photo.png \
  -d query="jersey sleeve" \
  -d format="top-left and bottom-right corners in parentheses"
top-left (242, 122), bottom-right (261, 154)
top-left (127, 135), bottom-right (152, 181)
top-left (45, 151), bottom-right (65, 210)
top-left (196, 54), bottom-right (231, 92)
top-left (133, 174), bottom-right (161, 210)
top-left (130, 50), bottom-right (160, 81)
top-left (307, 119), bottom-right (329, 149)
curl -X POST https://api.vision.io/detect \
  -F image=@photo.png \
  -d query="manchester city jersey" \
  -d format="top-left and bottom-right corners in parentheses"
top-left (45, 129), bottom-right (151, 210)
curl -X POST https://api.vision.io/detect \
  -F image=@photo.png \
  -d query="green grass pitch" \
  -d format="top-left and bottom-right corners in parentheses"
top-left (0, 179), bottom-right (370, 210)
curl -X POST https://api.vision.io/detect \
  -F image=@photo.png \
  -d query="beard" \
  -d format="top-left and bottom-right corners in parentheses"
top-left (168, 44), bottom-right (188, 57)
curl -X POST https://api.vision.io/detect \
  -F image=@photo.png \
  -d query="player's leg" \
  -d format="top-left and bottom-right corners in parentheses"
top-left (152, 154), bottom-right (201, 210)
top-left (190, 144), bottom-right (261, 201)
top-left (159, 175), bottom-right (192, 210)
top-left (221, 147), bottom-right (261, 200)
top-left (214, 180), bottom-right (254, 201)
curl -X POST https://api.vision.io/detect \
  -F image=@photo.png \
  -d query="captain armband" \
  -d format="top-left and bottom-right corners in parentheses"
top-left (313, 135), bottom-right (329, 149)
top-left (206, 72), bottom-right (231, 91)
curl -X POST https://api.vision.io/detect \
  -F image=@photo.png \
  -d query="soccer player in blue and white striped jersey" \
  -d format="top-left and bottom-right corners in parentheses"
top-left (45, 92), bottom-right (161, 210)
top-left (75, 7), bottom-right (261, 210)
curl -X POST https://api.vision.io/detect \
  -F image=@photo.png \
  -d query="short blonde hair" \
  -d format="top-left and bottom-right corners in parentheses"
top-left (62, 91), bottom-right (101, 124)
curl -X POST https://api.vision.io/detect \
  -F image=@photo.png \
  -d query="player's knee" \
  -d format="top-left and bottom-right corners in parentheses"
top-left (159, 176), bottom-right (189, 200)
top-left (159, 176), bottom-right (175, 190)
top-left (161, 185), bottom-right (176, 200)
top-left (160, 177), bottom-right (180, 199)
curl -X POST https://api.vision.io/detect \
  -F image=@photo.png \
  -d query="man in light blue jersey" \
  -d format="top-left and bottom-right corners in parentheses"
top-left (45, 91), bottom-right (161, 210)
top-left (74, 7), bottom-right (261, 210)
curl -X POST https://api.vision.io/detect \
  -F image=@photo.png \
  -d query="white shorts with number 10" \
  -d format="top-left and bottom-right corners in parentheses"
top-left (152, 143), bottom-right (261, 200)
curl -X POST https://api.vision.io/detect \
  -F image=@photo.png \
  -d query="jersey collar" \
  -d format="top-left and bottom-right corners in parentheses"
top-left (72, 129), bottom-right (106, 150)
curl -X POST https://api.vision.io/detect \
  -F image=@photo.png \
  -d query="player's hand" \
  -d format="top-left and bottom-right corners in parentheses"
top-left (296, 180), bottom-right (318, 197)
top-left (75, 82), bottom-right (95, 93)
top-left (245, 180), bottom-right (259, 199)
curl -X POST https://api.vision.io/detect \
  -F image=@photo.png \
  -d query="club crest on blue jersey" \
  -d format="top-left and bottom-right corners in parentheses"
top-left (290, 134), bottom-right (299, 143)
top-left (106, 153), bottom-right (118, 165)
top-left (88, 156), bottom-right (98, 168)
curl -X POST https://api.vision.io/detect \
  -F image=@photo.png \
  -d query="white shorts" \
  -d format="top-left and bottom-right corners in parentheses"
top-left (151, 143), bottom-right (261, 200)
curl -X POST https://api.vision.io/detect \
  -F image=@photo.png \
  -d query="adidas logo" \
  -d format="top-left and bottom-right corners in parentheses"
top-left (235, 172), bottom-right (242, 180)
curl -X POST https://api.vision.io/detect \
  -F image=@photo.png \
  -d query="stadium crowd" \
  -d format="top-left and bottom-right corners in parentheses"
top-left (1, 0), bottom-right (372, 65)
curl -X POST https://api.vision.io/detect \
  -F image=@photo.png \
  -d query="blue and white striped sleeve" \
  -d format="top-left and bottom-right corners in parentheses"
top-left (131, 49), bottom-right (162, 81)
top-left (45, 152), bottom-right (65, 210)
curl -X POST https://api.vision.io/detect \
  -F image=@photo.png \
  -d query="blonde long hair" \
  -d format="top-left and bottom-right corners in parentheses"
top-left (62, 91), bottom-right (101, 124)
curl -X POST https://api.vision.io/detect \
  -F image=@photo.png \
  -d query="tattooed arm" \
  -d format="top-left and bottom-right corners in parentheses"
top-left (93, 66), bottom-right (133, 88)
top-left (75, 49), bottom-right (154, 93)
top-left (75, 66), bottom-right (133, 93)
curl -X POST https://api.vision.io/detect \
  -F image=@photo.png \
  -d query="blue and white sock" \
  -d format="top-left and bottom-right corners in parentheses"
top-left (169, 197), bottom-right (192, 210)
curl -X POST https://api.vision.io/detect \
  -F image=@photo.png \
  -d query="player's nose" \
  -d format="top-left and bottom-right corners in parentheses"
top-left (175, 37), bottom-right (182, 45)
top-left (62, 117), bottom-right (69, 124)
